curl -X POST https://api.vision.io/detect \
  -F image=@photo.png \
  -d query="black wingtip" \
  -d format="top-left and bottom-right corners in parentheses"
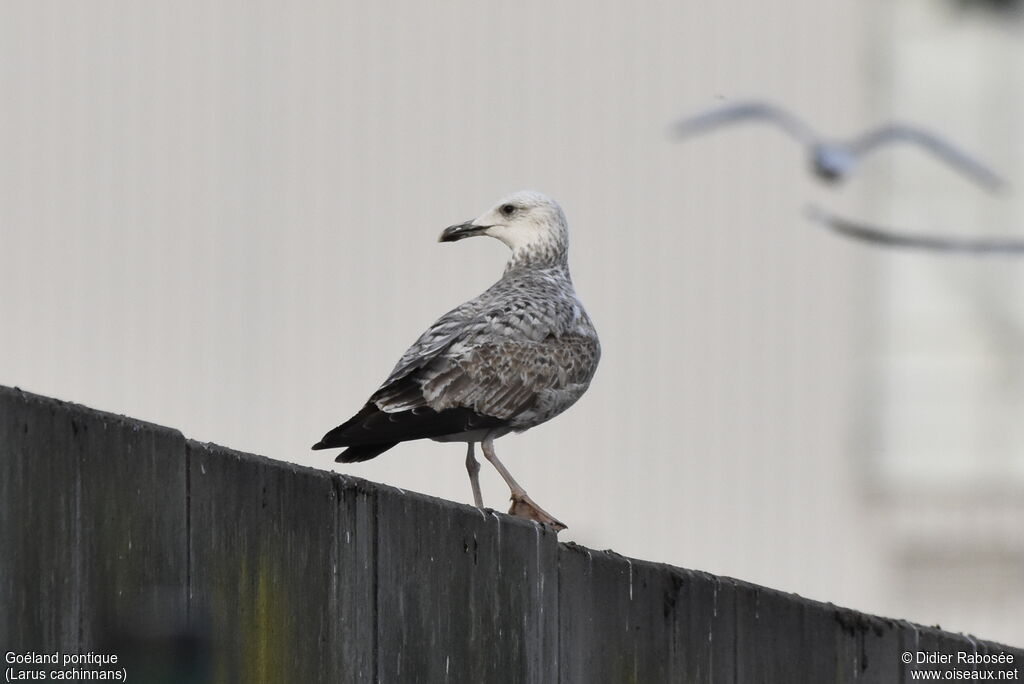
top-left (335, 442), bottom-right (399, 463)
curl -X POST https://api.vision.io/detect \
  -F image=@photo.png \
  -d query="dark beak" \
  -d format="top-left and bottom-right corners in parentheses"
top-left (439, 221), bottom-right (488, 243)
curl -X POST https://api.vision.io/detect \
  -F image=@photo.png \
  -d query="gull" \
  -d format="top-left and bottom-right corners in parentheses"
top-left (672, 100), bottom-right (1005, 191)
top-left (805, 204), bottom-right (1024, 254)
top-left (313, 191), bottom-right (601, 531)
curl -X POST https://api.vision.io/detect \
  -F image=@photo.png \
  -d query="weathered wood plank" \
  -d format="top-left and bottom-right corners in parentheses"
top-left (679, 570), bottom-right (739, 682)
top-left (733, 580), bottom-right (809, 683)
top-left (558, 545), bottom-right (693, 683)
top-left (802, 599), bottom-right (905, 683)
top-left (374, 486), bottom-right (560, 684)
top-left (0, 386), bottom-right (188, 651)
top-left (186, 442), bottom-right (376, 683)
top-left (907, 624), bottom-right (993, 681)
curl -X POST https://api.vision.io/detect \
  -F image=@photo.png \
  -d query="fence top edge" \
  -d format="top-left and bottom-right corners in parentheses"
top-left (0, 384), bottom-right (185, 442)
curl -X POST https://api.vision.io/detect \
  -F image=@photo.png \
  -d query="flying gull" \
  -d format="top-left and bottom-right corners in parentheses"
top-left (313, 191), bottom-right (600, 530)
top-left (806, 204), bottom-right (1024, 255)
top-left (672, 100), bottom-right (1005, 191)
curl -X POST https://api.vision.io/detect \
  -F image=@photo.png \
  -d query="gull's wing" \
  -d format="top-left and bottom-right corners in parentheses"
top-left (372, 286), bottom-right (599, 420)
top-left (312, 297), bottom-right (503, 459)
top-left (672, 100), bottom-right (819, 146)
top-left (314, 288), bottom-right (600, 461)
top-left (849, 123), bottom-right (1005, 191)
top-left (379, 303), bottom-right (483, 389)
top-left (392, 333), bottom-right (601, 420)
top-left (805, 204), bottom-right (1024, 254)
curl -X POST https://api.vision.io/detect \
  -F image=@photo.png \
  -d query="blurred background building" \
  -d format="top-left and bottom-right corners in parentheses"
top-left (864, 0), bottom-right (1024, 647)
top-left (0, 0), bottom-right (1020, 645)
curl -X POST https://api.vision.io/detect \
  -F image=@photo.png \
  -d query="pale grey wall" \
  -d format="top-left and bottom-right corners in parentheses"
top-left (865, 0), bottom-right (1024, 647)
top-left (1, 1), bottom-right (1017, 645)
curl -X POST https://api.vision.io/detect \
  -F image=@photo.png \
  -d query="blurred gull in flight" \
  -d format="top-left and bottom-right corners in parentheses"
top-left (805, 205), bottom-right (1024, 254)
top-left (672, 100), bottom-right (1005, 191)
top-left (313, 191), bottom-right (601, 531)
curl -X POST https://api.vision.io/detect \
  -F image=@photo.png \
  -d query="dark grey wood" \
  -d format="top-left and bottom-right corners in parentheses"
top-left (910, 625), bottom-right (990, 680)
top-left (557, 545), bottom-right (701, 683)
top-left (2, 385), bottom-right (1021, 683)
top-left (802, 599), bottom-right (905, 683)
top-left (374, 485), bottom-right (560, 684)
top-left (0, 386), bottom-right (188, 653)
top-left (733, 580), bottom-right (809, 684)
top-left (186, 441), bottom-right (376, 682)
top-left (677, 569), bottom-right (739, 682)
top-left (0, 387), bottom-right (81, 650)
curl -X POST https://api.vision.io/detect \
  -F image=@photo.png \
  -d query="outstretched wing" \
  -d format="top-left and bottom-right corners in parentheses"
top-left (672, 100), bottom-right (819, 146)
top-left (805, 204), bottom-right (1024, 254)
top-left (850, 123), bottom-right (1005, 191)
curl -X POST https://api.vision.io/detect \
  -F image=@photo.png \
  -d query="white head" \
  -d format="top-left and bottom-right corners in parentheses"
top-left (439, 191), bottom-right (569, 269)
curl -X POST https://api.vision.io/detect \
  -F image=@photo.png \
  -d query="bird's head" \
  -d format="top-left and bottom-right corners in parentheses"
top-left (440, 191), bottom-right (569, 269)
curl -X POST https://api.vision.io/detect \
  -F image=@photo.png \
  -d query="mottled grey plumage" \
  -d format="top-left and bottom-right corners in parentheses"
top-left (314, 191), bottom-right (600, 529)
top-left (374, 272), bottom-right (599, 428)
top-left (673, 100), bottom-right (1005, 191)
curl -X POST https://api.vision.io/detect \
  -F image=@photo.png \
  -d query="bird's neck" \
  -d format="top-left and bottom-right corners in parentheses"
top-left (504, 244), bottom-right (569, 276)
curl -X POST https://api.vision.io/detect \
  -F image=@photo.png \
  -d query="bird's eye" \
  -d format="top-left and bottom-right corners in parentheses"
top-left (500, 204), bottom-right (517, 217)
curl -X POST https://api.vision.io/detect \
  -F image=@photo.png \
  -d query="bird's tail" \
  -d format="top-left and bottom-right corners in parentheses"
top-left (331, 442), bottom-right (399, 463)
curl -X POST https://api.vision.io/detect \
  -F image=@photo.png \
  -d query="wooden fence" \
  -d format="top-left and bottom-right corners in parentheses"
top-left (1, 385), bottom-right (1020, 682)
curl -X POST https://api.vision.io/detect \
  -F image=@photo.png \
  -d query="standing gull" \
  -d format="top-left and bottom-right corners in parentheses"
top-left (672, 100), bottom-right (1005, 191)
top-left (313, 191), bottom-right (600, 531)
